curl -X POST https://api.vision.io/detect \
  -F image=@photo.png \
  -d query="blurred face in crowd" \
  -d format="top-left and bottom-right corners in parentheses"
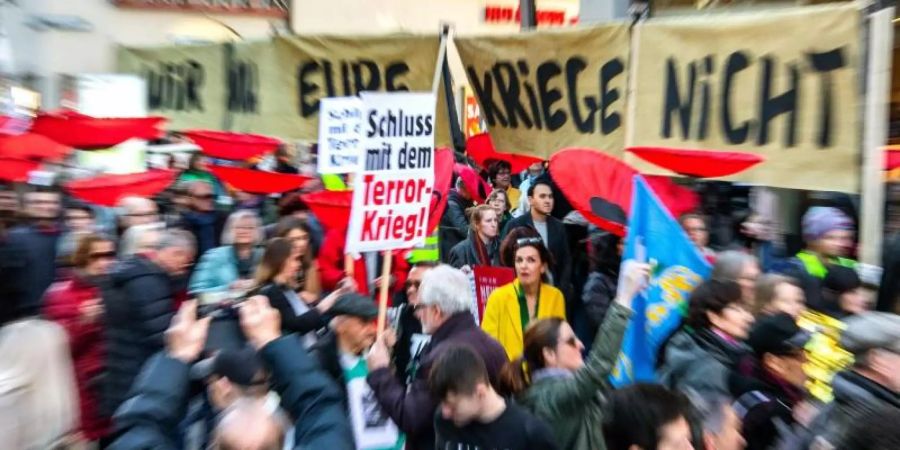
top-left (737, 261), bottom-right (761, 305)
top-left (65, 208), bottom-right (94, 234)
top-left (405, 266), bottom-right (430, 306)
top-left (657, 416), bottom-right (694, 450)
top-left (488, 192), bottom-right (508, 215)
top-left (839, 287), bottom-right (870, 315)
top-left (25, 191), bottom-right (61, 222)
top-left (703, 404), bottom-right (746, 450)
top-left (86, 240), bottom-right (116, 276)
top-left (334, 316), bottom-right (378, 356)
top-left (708, 301), bottom-right (754, 340)
top-left (527, 162), bottom-right (543, 177)
top-left (157, 245), bottom-right (195, 276)
top-left (815, 229), bottom-right (854, 259)
top-left (477, 209), bottom-right (499, 241)
top-left (278, 253), bottom-right (301, 283)
top-left (416, 302), bottom-right (441, 334)
top-left (440, 385), bottom-right (489, 427)
top-left (191, 182), bottom-right (215, 213)
top-left (124, 200), bottom-right (159, 229)
top-left (529, 184), bottom-right (554, 217)
top-left (0, 188), bottom-right (18, 218)
top-left (493, 166), bottom-right (512, 189)
top-left (767, 282), bottom-right (807, 319)
top-left (232, 217), bottom-right (258, 247)
top-left (868, 350), bottom-right (900, 392)
top-left (543, 322), bottom-right (585, 372)
top-left (682, 217), bottom-right (709, 250)
top-left (284, 228), bottom-right (310, 259)
top-left (514, 246), bottom-right (546, 288)
top-left (764, 351), bottom-right (808, 388)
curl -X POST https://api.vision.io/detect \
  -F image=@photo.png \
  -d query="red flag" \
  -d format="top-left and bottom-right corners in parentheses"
top-left (627, 146), bottom-right (764, 178)
top-left (301, 190), bottom-right (353, 231)
top-left (550, 148), bottom-right (698, 236)
top-left (31, 111), bottom-right (165, 149)
top-left (0, 157), bottom-right (41, 183)
top-left (65, 169), bottom-right (176, 207)
top-left (183, 130), bottom-right (281, 161)
top-left (0, 133), bottom-right (73, 162)
top-left (208, 165), bottom-right (313, 194)
top-left (467, 133), bottom-right (543, 173)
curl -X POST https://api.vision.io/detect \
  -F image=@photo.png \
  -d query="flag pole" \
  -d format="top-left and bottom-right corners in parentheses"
top-left (376, 250), bottom-right (393, 339)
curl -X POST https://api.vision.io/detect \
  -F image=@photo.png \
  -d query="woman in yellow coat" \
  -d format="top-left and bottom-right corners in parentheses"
top-left (482, 236), bottom-right (566, 359)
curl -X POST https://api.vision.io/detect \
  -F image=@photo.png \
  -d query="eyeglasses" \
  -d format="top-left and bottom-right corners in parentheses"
top-left (89, 251), bottom-right (117, 261)
top-left (128, 211), bottom-right (158, 218)
top-left (194, 194), bottom-right (215, 200)
top-left (516, 237), bottom-right (543, 246)
top-left (405, 280), bottom-right (421, 290)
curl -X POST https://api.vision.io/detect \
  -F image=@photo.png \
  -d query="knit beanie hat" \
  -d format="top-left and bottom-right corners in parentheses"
top-left (802, 207), bottom-right (853, 242)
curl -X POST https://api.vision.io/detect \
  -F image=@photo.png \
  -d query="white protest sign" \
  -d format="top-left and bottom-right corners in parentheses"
top-left (317, 96), bottom-right (364, 174)
top-left (345, 92), bottom-right (437, 254)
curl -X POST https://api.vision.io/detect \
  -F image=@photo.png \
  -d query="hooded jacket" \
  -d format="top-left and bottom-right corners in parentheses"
top-left (101, 255), bottom-right (176, 417)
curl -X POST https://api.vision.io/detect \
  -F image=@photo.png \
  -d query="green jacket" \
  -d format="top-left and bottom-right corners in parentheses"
top-left (518, 302), bottom-right (633, 450)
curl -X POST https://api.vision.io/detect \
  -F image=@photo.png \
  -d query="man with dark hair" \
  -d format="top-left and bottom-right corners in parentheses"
top-left (603, 384), bottom-right (694, 450)
top-left (501, 176), bottom-right (571, 293)
top-left (175, 180), bottom-right (227, 257)
top-left (12, 187), bottom-right (62, 314)
top-left (487, 160), bottom-right (520, 211)
top-left (688, 390), bottom-right (745, 450)
top-left (430, 344), bottom-right (557, 450)
top-left (58, 201), bottom-right (97, 267)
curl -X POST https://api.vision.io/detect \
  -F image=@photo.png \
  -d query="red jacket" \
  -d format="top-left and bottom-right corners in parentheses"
top-left (43, 275), bottom-right (111, 441)
top-left (318, 228), bottom-right (409, 304)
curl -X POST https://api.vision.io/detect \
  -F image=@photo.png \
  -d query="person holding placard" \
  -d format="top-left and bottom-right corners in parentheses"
top-left (481, 237), bottom-right (566, 360)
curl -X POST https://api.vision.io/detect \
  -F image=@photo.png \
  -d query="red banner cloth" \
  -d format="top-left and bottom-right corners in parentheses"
top-left (472, 266), bottom-right (516, 322)
top-left (0, 133), bottom-right (73, 162)
top-left (627, 146), bottom-right (764, 178)
top-left (467, 133), bottom-right (544, 173)
top-left (208, 165), bottom-right (313, 194)
top-left (65, 169), bottom-right (176, 207)
top-left (183, 130), bottom-right (281, 161)
top-left (31, 111), bottom-right (165, 149)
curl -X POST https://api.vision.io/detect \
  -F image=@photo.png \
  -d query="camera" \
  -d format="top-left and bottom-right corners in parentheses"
top-left (197, 290), bottom-right (250, 352)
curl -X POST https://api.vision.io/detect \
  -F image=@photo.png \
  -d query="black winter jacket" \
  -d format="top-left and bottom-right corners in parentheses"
top-left (101, 255), bottom-right (176, 417)
top-left (10, 224), bottom-right (60, 314)
top-left (439, 190), bottom-right (471, 262)
top-left (448, 233), bottom-right (500, 269)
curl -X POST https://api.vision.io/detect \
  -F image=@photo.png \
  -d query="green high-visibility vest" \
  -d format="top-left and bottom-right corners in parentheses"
top-left (407, 232), bottom-right (439, 264)
top-left (796, 250), bottom-right (856, 279)
top-left (322, 174), bottom-right (347, 191)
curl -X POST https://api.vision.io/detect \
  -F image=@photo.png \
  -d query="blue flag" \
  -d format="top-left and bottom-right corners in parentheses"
top-left (610, 176), bottom-right (711, 387)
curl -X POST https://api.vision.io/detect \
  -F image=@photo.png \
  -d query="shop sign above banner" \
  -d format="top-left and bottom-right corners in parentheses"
top-left (627, 4), bottom-right (862, 192)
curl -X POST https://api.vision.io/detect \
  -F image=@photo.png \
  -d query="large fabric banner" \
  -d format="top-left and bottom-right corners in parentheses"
top-left (629, 5), bottom-right (862, 192)
top-left (117, 34), bottom-right (442, 142)
top-left (456, 25), bottom-right (630, 159)
top-left (117, 43), bottom-right (227, 130)
top-left (611, 176), bottom-right (711, 387)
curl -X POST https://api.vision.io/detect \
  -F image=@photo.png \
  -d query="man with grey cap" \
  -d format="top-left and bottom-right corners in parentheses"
top-left (806, 312), bottom-right (900, 449)
top-left (310, 293), bottom-right (401, 449)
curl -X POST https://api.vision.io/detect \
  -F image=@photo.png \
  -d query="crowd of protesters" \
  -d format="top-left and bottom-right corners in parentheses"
top-left (0, 154), bottom-right (899, 450)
